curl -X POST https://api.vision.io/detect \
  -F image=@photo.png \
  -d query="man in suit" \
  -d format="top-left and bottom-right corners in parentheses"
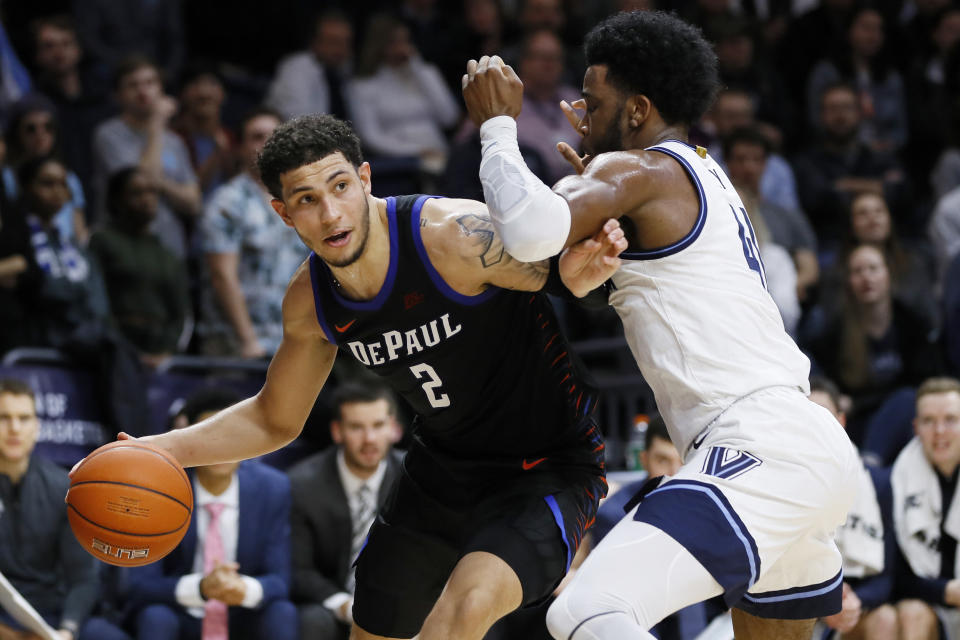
top-left (126, 387), bottom-right (296, 640)
top-left (287, 381), bottom-right (403, 640)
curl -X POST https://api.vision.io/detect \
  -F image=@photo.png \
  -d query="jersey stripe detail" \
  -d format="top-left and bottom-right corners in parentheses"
top-left (619, 145), bottom-right (707, 260)
top-left (307, 253), bottom-right (337, 343)
top-left (411, 195), bottom-right (500, 306)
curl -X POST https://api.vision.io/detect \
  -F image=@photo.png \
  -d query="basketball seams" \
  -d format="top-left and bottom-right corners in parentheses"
top-left (66, 503), bottom-right (190, 537)
top-left (77, 442), bottom-right (190, 487)
top-left (68, 479), bottom-right (193, 514)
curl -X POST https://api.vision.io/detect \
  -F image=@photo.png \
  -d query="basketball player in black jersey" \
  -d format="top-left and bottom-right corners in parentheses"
top-left (98, 114), bottom-right (627, 640)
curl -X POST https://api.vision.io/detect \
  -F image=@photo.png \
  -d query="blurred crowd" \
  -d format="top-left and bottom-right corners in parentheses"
top-left (0, 0), bottom-right (959, 638)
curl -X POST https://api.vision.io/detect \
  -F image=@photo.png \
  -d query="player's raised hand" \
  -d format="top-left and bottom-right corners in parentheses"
top-left (557, 100), bottom-right (591, 174)
top-left (462, 55), bottom-right (524, 126)
top-left (558, 218), bottom-right (627, 298)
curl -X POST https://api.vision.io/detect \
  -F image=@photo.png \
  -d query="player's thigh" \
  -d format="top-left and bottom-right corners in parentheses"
top-left (730, 608), bottom-right (815, 640)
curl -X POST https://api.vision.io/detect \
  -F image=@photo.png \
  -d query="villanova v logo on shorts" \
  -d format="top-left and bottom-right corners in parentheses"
top-left (701, 446), bottom-right (762, 480)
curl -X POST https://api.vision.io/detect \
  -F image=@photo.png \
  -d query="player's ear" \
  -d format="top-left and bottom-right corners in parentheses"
top-left (358, 161), bottom-right (372, 196)
top-left (271, 198), bottom-right (295, 228)
top-left (626, 95), bottom-right (653, 128)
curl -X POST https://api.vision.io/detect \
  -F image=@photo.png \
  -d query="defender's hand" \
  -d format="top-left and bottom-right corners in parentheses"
top-left (559, 219), bottom-right (626, 298)
top-left (462, 55), bottom-right (524, 126)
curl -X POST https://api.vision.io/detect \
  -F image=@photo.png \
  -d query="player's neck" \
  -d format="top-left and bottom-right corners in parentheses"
top-left (0, 456), bottom-right (30, 485)
top-left (642, 124), bottom-right (688, 149)
top-left (328, 198), bottom-right (391, 301)
top-left (860, 298), bottom-right (892, 338)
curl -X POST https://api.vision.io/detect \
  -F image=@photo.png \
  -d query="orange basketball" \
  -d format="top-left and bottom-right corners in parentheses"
top-left (66, 440), bottom-right (193, 567)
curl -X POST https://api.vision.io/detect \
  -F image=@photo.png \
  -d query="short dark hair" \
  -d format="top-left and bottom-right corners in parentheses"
top-left (257, 114), bottom-right (363, 200)
top-left (0, 378), bottom-right (36, 404)
top-left (239, 106), bottom-right (283, 141)
top-left (331, 381), bottom-right (396, 421)
top-left (178, 387), bottom-right (242, 426)
top-left (809, 376), bottom-right (842, 414)
top-left (113, 54), bottom-right (161, 90)
top-left (722, 126), bottom-right (771, 159)
top-left (17, 154), bottom-right (64, 192)
top-left (584, 11), bottom-right (719, 127)
top-left (106, 166), bottom-right (141, 216)
top-left (644, 414), bottom-right (671, 451)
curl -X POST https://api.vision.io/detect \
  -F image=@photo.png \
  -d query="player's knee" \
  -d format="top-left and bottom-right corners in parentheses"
top-left (896, 599), bottom-right (937, 634)
top-left (546, 587), bottom-right (626, 640)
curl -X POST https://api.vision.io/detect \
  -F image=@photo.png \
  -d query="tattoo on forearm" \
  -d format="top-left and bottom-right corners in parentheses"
top-left (455, 212), bottom-right (549, 287)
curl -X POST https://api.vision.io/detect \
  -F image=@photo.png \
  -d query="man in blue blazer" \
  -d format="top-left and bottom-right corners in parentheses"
top-left (126, 388), bottom-right (296, 640)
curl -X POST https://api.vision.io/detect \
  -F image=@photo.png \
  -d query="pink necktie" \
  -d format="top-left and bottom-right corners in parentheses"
top-left (202, 502), bottom-right (229, 640)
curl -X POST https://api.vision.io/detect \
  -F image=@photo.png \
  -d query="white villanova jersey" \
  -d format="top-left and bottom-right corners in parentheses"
top-left (609, 140), bottom-right (811, 455)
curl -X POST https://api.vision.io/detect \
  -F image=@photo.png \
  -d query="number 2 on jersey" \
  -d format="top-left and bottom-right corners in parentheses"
top-left (729, 205), bottom-right (766, 288)
top-left (410, 363), bottom-right (450, 408)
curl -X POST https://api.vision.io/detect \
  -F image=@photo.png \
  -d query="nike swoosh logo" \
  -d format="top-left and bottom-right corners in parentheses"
top-left (692, 431), bottom-right (708, 450)
top-left (522, 457), bottom-right (547, 470)
top-left (334, 319), bottom-right (356, 333)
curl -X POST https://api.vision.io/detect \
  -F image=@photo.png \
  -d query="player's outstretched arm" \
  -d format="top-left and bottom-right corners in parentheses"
top-left (123, 264), bottom-right (336, 468)
top-left (419, 197), bottom-right (625, 295)
top-left (462, 56), bottom-right (645, 262)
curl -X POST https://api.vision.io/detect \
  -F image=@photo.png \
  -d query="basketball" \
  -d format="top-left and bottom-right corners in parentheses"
top-left (66, 440), bottom-right (193, 567)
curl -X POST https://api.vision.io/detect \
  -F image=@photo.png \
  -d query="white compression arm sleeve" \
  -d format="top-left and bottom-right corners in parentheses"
top-left (479, 116), bottom-right (572, 262)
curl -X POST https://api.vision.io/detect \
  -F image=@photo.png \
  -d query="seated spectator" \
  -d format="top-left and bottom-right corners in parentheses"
top-left (265, 10), bottom-right (354, 122)
top-left (805, 7), bottom-right (908, 154)
top-left (806, 244), bottom-right (942, 442)
top-left (0, 171), bottom-right (40, 354)
top-left (793, 82), bottom-right (909, 247)
top-left (127, 387), bottom-right (296, 640)
top-left (699, 88), bottom-right (801, 213)
top-left (88, 167), bottom-right (190, 364)
top-left (72, 0), bottom-right (185, 83)
top-left (891, 378), bottom-right (960, 638)
top-left (724, 126), bottom-right (819, 303)
top-left (172, 64), bottom-right (236, 200)
top-left (513, 29), bottom-right (581, 184)
top-left (0, 378), bottom-right (129, 640)
top-left (3, 93), bottom-right (87, 244)
top-left (930, 181), bottom-right (960, 283)
top-left (0, 20), bottom-right (32, 125)
top-left (198, 107), bottom-right (305, 359)
top-left (347, 14), bottom-right (460, 175)
top-left (809, 376), bottom-right (899, 640)
top-left (29, 14), bottom-right (114, 200)
top-left (287, 381), bottom-right (403, 640)
top-left (435, 0), bottom-right (504, 97)
top-left (92, 55), bottom-right (201, 258)
top-left (16, 155), bottom-right (109, 347)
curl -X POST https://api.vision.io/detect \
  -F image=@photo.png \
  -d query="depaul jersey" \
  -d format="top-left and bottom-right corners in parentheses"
top-left (609, 141), bottom-right (811, 455)
top-left (309, 195), bottom-right (601, 470)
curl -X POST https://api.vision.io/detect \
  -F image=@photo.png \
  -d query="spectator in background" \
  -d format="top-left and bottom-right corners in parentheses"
top-left (806, 244), bottom-right (941, 441)
top-left (29, 14), bottom-right (113, 199)
top-left (890, 378), bottom-right (960, 639)
top-left (724, 126), bottom-right (819, 303)
top-left (0, 378), bottom-right (129, 640)
top-left (199, 107), bottom-right (303, 359)
top-left (287, 382), bottom-right (403, 640)
top-left (173, 64), bottom-right (236, 201)
top-left (88, 167), bottom-right (189, 366)
top-left (930, 180), bottom-right (960, 283)
top-left (809, 376), bottom-right (899, 640)
top-left (793, 82), bottom-right (909, 246)
top-left (0, 20), bottom-right (33, 125)
top-left (127, 387), bottom-right (297, 640)
top-left (398, 0), bottom-right (449, 72)
top-left (17, 155), bottom-right (109, 348)
top-left (806, 7), bottom-right (908, 154)
top-left (514, 29), bottom-right (581, 184)
top-left (0, 158), bottom-right (39, 354)
top-left (501, 0), bottom-right (583, 86)
top-left (347, 14), bottom-right (460, 177)
top-left (265, 11), bottom-right (354, 122)
top-left (92, 55), bottom-right (201, 259)
top-left (701, 88), bottom-right (801, 213)
top-left (3, 94), bottom-right (87, 244)
top-left (437, 0), bottom-right (505, 97)
top-left (72, 0), bottom-right (185, 83)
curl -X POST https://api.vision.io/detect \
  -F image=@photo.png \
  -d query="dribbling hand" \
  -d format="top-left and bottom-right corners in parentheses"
top-left (462, 55), bottom-right (524, 126)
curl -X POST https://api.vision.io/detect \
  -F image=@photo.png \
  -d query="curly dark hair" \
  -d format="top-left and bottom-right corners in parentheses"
top-left (584, 11), bottom-right (719, 127)
top-left (257, 114), bottom-right (364, 200)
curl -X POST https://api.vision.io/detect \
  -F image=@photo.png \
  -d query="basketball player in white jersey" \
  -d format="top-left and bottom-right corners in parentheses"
top-left (462, 10), bottom-right (859, 640)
